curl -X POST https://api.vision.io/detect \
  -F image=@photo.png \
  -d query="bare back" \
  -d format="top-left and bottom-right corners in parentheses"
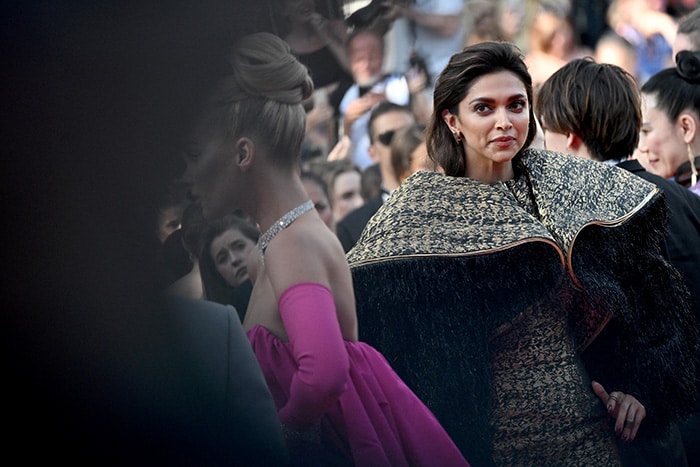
top-left (243, 211), bottom-right (358, 342)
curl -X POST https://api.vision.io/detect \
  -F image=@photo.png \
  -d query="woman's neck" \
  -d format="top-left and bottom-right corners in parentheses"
top-left (466, 161), bottom-right (515, 184)
top-left (251, 176), bottom-right (310, 236)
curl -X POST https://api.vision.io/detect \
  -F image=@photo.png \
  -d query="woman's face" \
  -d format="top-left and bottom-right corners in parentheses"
top-left (332, 170), bottom-right (364, 221)
top-left (156, 205), bottom-right (183, 243)
top-left (302, 179), bottom-right (335, 230)
top-left (443, 71), bottom-right (530, 180)
top-left (639, 93), bottom-right (690, 179)
top-left (209, 228), bottom-right (256, 288)
top-left (184, 128), bottom-right (240, 221)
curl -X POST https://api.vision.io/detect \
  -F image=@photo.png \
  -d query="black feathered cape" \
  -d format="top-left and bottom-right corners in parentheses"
top-left (347, 148), bottom-right (697, 465)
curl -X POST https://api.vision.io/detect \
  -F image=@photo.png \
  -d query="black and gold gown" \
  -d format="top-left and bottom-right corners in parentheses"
top-left (347, 148), bottom-right (697, 466)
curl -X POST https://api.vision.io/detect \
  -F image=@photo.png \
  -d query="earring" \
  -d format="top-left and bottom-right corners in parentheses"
top-left (688, 144), bottom-right (698, 186)
top-left (452, 131), bottom-right (462, 143)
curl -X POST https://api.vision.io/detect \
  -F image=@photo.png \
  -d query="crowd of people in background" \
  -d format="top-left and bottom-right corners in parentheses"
top-left (156, 0), bottom-right (699, 258)
top-left (147, 1), bottom-right (700, 465)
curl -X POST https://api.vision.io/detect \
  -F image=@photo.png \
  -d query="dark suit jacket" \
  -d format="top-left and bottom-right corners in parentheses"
top-left (336, 194), bottom-right (385, 253)
top-left (617, 160), bottom-right (700, 318)
top-left (67, 297), bottom-right (289, 466)
top-left (155, 297), bottom-right (288, 466)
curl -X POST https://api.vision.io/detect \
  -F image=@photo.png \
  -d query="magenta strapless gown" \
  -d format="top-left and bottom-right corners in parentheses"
top-left (248, 325), bottom-right (469, 467)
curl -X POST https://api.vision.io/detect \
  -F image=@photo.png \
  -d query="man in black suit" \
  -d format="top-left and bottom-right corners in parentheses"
top-left (336, 102), bottom-right (415, 252)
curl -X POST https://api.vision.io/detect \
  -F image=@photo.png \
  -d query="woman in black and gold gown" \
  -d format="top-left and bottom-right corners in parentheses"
top-left (347, 41), bottom-right (697, 466)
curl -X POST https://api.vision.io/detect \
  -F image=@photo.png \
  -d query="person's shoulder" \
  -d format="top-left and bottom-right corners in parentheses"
top-left (522, 148), bottom-right (659, 203)
top-left (165, 296), bottom-right (240, 328)
top-left (264, 217), bottom-right (339, 290)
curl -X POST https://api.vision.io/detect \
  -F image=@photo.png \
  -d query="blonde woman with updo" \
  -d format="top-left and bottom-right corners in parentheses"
top-left (182, 32), bottom-right (468, 467)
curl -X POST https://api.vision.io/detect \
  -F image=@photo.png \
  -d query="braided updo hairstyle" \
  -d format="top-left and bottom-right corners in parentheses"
top-left (210, 32), bottom-right (314, 166)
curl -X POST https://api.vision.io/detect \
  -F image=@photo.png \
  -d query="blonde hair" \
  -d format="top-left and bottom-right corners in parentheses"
top-left (209, 32), bottom-right (314, 166)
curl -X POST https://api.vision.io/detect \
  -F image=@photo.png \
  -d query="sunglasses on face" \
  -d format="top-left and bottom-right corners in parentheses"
top-left (377, 130), bottom-right (395, 146)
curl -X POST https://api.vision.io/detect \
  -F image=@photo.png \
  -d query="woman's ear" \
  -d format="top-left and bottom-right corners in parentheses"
top-left (235, 137), bottom-right (254, 171)
top-left (678, 111), bottom-right (698, 144)
top-left (441, 108), bottom-right (458, 133)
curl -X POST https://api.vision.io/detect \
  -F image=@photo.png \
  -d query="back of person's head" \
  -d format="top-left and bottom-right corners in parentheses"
top-left (677, 8), bottom-right (700, 50)
top-left (199, 211), bottom-right (260, 304)
top-left (318, 158), bottom-right (363, 195)
top-left (204, 32), bottom-right (314, 168)
top-left (390, 123), bottom-right (427, 180)
top-left (642, 51), bottom-right (700, 123)
top-left (367, 102), bottom-right (413, 144)
top-left (428, 41), bottom-right (537, 176)
top-left (361, 163), bottom-right (382, 199)
top-left (536, 57), bottom-right (641, 161)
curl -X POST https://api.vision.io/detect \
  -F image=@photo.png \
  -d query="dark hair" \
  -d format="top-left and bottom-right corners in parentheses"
top-left (345, 20), bottom-right (386, 48)
top-left (199, 211), bottom-right (260, 304)
top-left (535, 58), bottom-right (641, 161)
top-left (153, 178), bottom-right (188, 234)
top-left (427, 41), bottom-right (537, 177)
top-left (360, 163), bottom-right (382, 200)
top-left (180, 201), bottom-right (208, 257)
top-left (205, 32), bottom-right (314, 168)
top-left (641, 51), bottom-right (700, 124)
top-left (316, 159), bottom-right (362, 202)
top-left (390, 123), bottom-right (427, 179)
top-left (677, 8), bottom-right (700, 51)
top-left (367, 102), bottom-right (413, 144)
top-left (300, 169), bottom-right (331, 204)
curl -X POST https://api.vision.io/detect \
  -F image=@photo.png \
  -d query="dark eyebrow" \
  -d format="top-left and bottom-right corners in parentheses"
top-left (468, 94), bottom-right (526, 105)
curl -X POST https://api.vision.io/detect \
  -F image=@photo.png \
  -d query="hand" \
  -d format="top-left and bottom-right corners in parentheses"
top-left (308, 13), bottom-right (331, 38)
top-left (326, 135), bottom-right (351, 161)
top-left (406, 68), bottom-right (427, 95)
top-left (343, 92), bottom-right (386, 131)
top-left (382, 2), bottom-right (405, 22)
top-left (592, 380), bottom-right (646, 442)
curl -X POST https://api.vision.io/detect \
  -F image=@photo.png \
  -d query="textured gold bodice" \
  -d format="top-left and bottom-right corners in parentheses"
top-left (489, 280), bottom-right (619, 465)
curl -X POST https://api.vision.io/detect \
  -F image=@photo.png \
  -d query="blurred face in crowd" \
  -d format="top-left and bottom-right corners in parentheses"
top-left (331, 170), bottom-right (364, 221)
top-left (349, 32), bottom-right (384, 87)
top-left (156, 205), bottom-right (183, 243)
top-left (209, 228), bottom-right (256, 288)
top-left (302, 178), bottom-right (335, 231)
top-left (442, 71), bottom-right (529, 181)
top-left (638, 93), bottom-right (690, 178)
top-left (369, 110), bottom-right (416, 172)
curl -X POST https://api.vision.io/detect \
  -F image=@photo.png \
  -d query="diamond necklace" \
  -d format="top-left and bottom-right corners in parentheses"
top-left (257, 200), bottom-right (314, 262)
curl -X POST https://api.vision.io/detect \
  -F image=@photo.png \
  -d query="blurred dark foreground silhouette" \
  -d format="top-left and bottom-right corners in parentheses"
top-left (3, 1), bottom-right (292, 463)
